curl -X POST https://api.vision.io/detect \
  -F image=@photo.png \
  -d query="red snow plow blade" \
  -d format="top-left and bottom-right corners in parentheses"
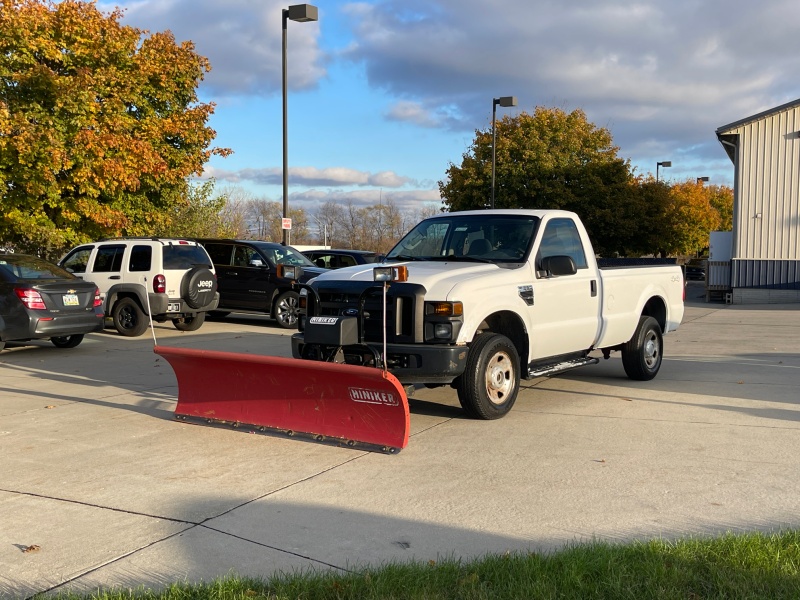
top-left (155, 346), bottom-right (409, 453)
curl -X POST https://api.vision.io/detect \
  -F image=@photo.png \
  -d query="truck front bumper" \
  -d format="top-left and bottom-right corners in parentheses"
top-left (291, 333), bottom-right (468, 385)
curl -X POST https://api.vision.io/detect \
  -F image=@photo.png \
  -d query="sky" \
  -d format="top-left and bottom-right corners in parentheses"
top-left (100, 0), bottom-right (800, 215)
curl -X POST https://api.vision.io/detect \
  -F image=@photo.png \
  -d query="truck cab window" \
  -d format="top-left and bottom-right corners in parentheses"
top-left (537, 218), bottom-right (587, 271)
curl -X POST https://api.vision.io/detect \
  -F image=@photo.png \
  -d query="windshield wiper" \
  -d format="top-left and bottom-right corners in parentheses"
top-left (386, 254), bottom-right (426, 261)
top-left (434, 255), bottom-right (494, 263)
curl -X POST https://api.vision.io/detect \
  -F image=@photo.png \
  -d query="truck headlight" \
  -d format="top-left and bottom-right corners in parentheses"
top-left (433, 323), bottom-right (452, 339)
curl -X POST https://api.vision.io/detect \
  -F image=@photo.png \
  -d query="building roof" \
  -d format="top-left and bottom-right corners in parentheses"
top-left (716, 97), bottom-right (800, 135)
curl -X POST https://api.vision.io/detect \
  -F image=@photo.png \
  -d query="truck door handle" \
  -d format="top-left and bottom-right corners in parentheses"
top-left (110, 275), bottom-right (121, 280)
top-left (590, 280), bottom-right (597, 297)
top-left (229, 271), bottom-right (238, 276)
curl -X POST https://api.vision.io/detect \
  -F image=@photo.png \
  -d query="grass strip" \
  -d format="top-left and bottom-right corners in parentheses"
top-left (49, 529), bottom-right (800, 600)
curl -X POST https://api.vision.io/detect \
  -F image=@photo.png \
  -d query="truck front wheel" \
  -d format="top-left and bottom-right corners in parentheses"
top-left (456, 333), bottom-right (520, 420)
top-left (621, 316), bottom-right (663, 380)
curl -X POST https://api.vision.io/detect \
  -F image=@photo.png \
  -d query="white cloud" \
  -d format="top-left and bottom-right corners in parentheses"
top-left (288, 187), bottom-right (442, 213)
top-left (112, 0), bottom-right (800, 189)
top-left (341, 0), bottom-right (800, 169)
top-left (202, 165), bottom-right (413, 188)
top-left (385, 101), bottom-right (441, 128)
top-left (106, 0), bottom-right (325, 97)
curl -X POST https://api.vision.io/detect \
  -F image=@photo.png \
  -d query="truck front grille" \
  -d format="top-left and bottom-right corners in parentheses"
top-left (310, 282), bottom-right (425, 344)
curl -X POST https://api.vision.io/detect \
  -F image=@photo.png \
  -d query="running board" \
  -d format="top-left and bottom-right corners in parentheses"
top-left (528, 356), bottom-right (599, 378)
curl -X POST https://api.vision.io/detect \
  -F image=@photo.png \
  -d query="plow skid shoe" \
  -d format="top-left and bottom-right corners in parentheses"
top-left (155, 346), bottom-right (409, 453)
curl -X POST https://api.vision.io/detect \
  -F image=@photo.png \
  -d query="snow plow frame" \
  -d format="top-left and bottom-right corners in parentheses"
top-left (155, 265), bottom-right (413, 454)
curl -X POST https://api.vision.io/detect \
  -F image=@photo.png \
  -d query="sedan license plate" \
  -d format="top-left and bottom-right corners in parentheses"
top-left (168, 303), bottom-right (181, 312)
top-left (63, 293), bottom-right (79, 306)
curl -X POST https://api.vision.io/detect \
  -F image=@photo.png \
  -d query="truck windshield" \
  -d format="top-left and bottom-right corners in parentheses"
top-left (387, 214), bottom-right (539, 263)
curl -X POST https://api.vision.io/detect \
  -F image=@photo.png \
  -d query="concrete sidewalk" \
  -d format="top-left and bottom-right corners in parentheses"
top-left (2, 294), bottom-right (800, 598)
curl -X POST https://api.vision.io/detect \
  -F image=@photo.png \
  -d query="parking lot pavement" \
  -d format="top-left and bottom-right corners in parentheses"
top-left (2, 296), bottom-right (800, 597)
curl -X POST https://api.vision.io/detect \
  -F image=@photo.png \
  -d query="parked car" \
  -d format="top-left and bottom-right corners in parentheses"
top-left (684, 259), bottom-right (707, 281)
top-left (59, 239), bottom-right (219, 337)
top-left (0, 253), bottom-right (104, 351)
top-left (196, 239), bottom-right (327, 329)
top-left (302, 249), bottom-right (381, 269)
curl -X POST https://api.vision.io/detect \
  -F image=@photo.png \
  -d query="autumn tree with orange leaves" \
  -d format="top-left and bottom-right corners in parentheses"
top-left (657, 180), bottom-right (732, 256)
top-left (0, 0), bottom-right (230, 257)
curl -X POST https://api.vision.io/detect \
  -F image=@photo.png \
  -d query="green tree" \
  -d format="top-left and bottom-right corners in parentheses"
top-left (156, 180), bottom-right (243, 239)
top-left (631, 176), bottom-right (674, 257)
top-left (0, 0), bottom-right (230, 257)
top-left (438, 107), bottom-right (638, 255)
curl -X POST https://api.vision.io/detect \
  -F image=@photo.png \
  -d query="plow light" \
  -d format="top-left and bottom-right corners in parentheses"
top-left (373, 265), bottom-right (408, 282)
top-left (278, 264), bottom-right (303, 280)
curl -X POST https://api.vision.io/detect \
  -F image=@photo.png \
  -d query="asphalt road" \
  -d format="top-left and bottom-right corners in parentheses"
top-left (2, 283), bottom-right (800, 597)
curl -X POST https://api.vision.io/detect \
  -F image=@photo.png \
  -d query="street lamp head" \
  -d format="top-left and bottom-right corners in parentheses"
top-left (287, 4), bottom-right (318, 22)
top-left (495, 96), bottom-right (517, 108)
top-left (697, 176), bottom-right (709, 183)
top-left (657, 161), bottom-right (672, 168)
top-left (491, 95), bottom-right (518, 209)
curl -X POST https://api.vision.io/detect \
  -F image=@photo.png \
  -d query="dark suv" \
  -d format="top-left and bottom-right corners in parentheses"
top-left (302, 249), bottom-right (381, 269)
top-left (197, 239), bottom-right (326, 328)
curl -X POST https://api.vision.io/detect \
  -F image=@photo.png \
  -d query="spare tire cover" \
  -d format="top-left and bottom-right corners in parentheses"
top-left (181, 268), bottom-right (217, 309)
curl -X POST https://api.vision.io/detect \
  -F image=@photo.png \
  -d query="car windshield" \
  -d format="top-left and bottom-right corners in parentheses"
top-left (267, 245), bottom-right (317, 267)
top-left (0, 254), bottom-right (75, 280)
top-left (386, 214), bottom-right (539, 263)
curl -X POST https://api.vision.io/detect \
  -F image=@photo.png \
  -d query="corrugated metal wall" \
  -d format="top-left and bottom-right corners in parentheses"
top-left (732, 259), bottom-right (800, 289)
top-left (727, 106), bottom-right (800, 261)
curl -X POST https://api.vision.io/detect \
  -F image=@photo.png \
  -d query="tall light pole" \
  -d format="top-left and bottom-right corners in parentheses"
top-left (282, 4), bottom-right (318, 245)
top-left (491, 96), bottom-right (517, 209)
top-left (656, 160), bottom-right (671, 182)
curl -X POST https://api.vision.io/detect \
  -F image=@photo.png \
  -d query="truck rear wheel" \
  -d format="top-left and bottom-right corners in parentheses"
top-left (456, 333), bottom-right (520, 420)
top-left (622, 316), bottom-right (663, 380)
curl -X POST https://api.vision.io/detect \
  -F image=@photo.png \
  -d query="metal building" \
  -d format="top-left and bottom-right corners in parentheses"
top-left (716, 98), bottom-right (800, 303)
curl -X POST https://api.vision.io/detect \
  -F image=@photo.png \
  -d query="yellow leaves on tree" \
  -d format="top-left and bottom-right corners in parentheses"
top-left (0, 0), bottom-right (230, 256)
top-left (657, 181), bottom-right (733, 256)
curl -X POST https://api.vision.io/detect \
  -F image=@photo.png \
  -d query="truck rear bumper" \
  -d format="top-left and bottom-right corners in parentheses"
top-left (291, 334), bottom-right (468, 385)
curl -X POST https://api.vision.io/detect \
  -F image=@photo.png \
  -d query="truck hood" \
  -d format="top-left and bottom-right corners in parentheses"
top-left (310, 261), bottom-right (515, 299)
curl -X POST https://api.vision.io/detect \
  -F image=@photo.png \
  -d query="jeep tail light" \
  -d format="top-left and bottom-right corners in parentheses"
top-left (153, 274), bottom-right (166, 294)
top-left (15, 288), bottom-right (46, 310)
top-left (93, 287), bottom-right (102, 307)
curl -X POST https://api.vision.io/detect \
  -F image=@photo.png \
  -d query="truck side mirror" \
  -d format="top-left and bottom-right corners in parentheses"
top-left (539, 255), bottom-right (577, 277)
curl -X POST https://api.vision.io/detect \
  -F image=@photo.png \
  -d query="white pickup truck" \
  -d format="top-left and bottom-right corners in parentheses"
top-left (291, 209), bottom-right (684, 419)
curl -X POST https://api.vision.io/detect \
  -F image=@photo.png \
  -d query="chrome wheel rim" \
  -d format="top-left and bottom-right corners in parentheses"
top-left (484, 350), bottom-right (514, 405)
top-left (644, 331), bottom-right (660, 369)
top-left (277, 295), bottom-right (299, 325)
